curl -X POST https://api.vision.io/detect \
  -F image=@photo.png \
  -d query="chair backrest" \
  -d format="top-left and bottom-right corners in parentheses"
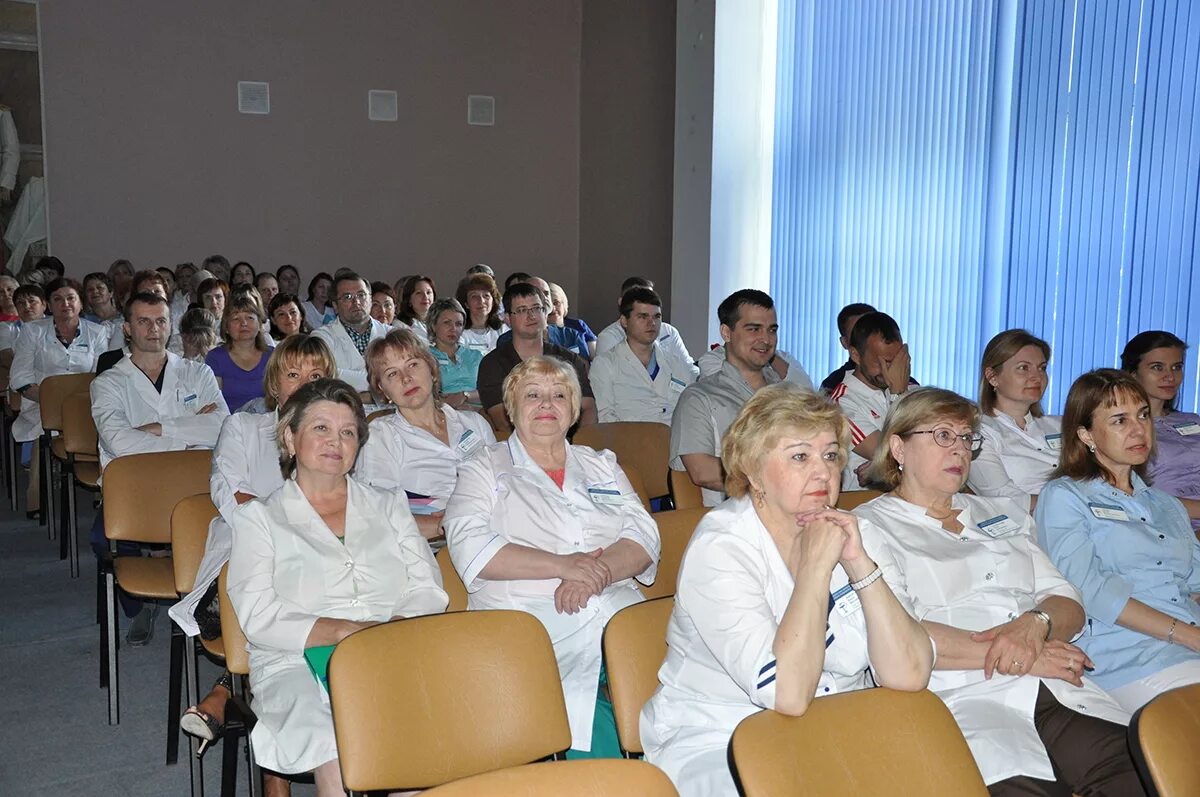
top-left (102, 449), bottom-right (214, 543)
top-left (602, 596), bottom-right (673, 755)
top-left (39, 372), bottom-right (95, 432)
top-left (171, 494), bottom-right (220, 594)
top-left (572, 422), bottom-right (671, 498)
top-left (435, 546), bottom-right (468, 612)
top-left (622, 466), bottom-right (653, 513)
top-left (366, 407), bottom-right (395, 422)
top-left (329, 610), bottom-right (572, 792)
top-left (217, 564), bottom-right (250, 675)
top-left (836, 488), bottom-right (883, 511)
top-left (423, 759), bottom-right (678, 796)
top-left (640, 508), bottom-right (707, 600)
top-left (730, 689), bottom-right (988, 796)
top-left (1130, 683), bottom-right (1200, 796)
top-left (668, 468), bottom-right (704, 510)
top-left (61, 391), bottom-right (99, 456)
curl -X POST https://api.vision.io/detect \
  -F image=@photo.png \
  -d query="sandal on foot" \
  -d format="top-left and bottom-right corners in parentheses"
top-left (180, 707), bottom-right (222, 742)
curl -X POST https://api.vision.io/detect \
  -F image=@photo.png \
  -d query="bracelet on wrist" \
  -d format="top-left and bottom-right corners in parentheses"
top-left (1024, 609), bottom-right (1053, 641)
top-left (849, 565), bottom-right (883, 591)
top-left (1167, 617), bottom-right (1178, 645)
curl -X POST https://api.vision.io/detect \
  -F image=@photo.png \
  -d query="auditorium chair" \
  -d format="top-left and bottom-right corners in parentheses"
top-left (423, 759), bottom-right (678, 796)
top-left (1130, 683), bottom-right (1200, 796)
top-left (602, 596), bottom-right (674, 757)
top-left (572, 421), bottom-right (671, 502)
top-left (639, 508), bottom-right (707, 600)
top-left (60, 390), bottom-right (100, 577)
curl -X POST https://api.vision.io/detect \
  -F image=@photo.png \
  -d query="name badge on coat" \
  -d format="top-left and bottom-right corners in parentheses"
top-left (456, 428), bottom-right (482, 456)
top-left (831, 582), bottom-right (862, 617)
top-left (587, 486), bottom-right (627, 505)
top-left (1172, 422), bottom-right (1200, 436)
top-left (1044, 433), bottom-right (1062, 451)
top-left (1088, 502), bottom-right (1129, 522)
top-left (181, 392), bottom-right (198, 408)
top-left (669, 377), bottom-right (687, 393)
top-left (978, 514), bottom-right (1021, 538)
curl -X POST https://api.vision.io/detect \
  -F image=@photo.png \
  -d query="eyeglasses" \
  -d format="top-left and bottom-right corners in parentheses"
top-left (510, 305), bottom-right (546, 318)
top-left (907, 429), bottom-right (983, 453)
top-left (339, 291), bottom-right (370, 303)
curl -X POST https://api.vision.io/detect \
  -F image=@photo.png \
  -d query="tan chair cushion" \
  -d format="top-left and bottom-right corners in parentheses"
top-left (102, 450), bottom-right (213, 543)
top-left (622, 466), bottom-right (653, 513)
top-left (436, 546), bottom-right (468, 613)
top-left (640, 507), bottom-right (707, 600)
top-left (424, 760), bottom-right (678, 796)
top-left (836, 488), bottom-right (883, 510)
top-left (74, 461), bottom-right (100, 488)
top-left (1132, 683), bottom-right (1200, 796)
top-left (668, 468), bottom-right (703, 510)
top-left (199, 635), bottom-right (225, 660)
top-left (62, 391), bottom-right (99, 456)
top-left (329, 610), bottom-right (571, 792)
top-left (171, 495), bottom-right (219, 593)
top-left (218, 566), bottom-right (250, 676)
top-left (731, 689), bottom-right (988, 796)
top-left (603, 597), bottom-right (673, 754)
top-left (113, 556), bottom-right (178, 600)
top-left (38, 373), bottom-right (94, 431)
top-left (572, 422), bottom-right (671, 498)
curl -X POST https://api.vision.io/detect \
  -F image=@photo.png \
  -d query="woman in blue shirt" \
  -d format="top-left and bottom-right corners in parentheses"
top-left (1036, 368), bottom-right (1200, 711)
top-left (426, 298), bottom-right (482, 411)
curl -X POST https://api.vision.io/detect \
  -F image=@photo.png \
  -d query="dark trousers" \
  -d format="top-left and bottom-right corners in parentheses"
top-left (988, 683), bottom-right (1146, 797)
top-left (89, 511), bottom-right (143, 618)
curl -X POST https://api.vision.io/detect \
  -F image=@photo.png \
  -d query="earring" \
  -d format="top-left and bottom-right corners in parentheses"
top-left (752, 487), bottom-right (766, 507)
top-left (1088, 444), bottom-right (1096, 454)
top-left (898, 463), bottom-right (904, 472)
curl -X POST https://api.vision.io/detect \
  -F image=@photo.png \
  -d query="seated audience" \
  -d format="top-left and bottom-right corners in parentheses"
top-left (100, 270), bottom-right (184, 369)
top-left (230, 261), bottom-right (255, 287)
top-left (11, 277), bottom-right (109, 515)
top-left (0, 274), bottom-right (18, 321)
top-left (697, 344), bottom-right (814, 389)
top-left (830, 311), bottom-right (911, 490)
top-left (205, 288), bottom-right (271, 412)
top-left (426, 298), bottom-right (483, 409)
top-left (548, 281), bottom-right (597, 358)
top-left (476, 282), bottom-right (596, 434)
top-left (302, 271), bottom-right (336, 329)
top-left (0, 284), bottom-right (46, 368)
top-left (466, 263), bottom-right (494, 277)
top-left (254, 271), bottom-right (279, 308)
top-left (595, 277), bottom-right (693, 363)
top-left (179, 308), bottom-right (220, 362)
top-left (820, 302), bottom-right (877, 393)
top-left (368, 281), bottom-right (397, 326)
top-left (91, 292), bottom-right (229, 643)
top-left (170, 262), bottom-right (197, 325)
top-left (107, 258), bottom-right (134, 308)
top-left (590, 287), bottom-right (698, 424)
top-left (445, 356), bottom-right (659, 755)
top-left (156, 267), bottom-right (177, 300)
top-left (196, 276), bottom-right (229, 321)
top-left (397, 274), bottom-right (436, 339)
top-left (968, 330), bottom-right (1061, 510)
top-left (82, 272), bottom-right (121, 326)
top-left (643, 386), bottom-right (932, 794)
top-left (202, 254), bottom-right (232, 284)
top-left (311, 272), bottom-right (389, 400)
top-left (853, 387), bottom-right (1142, 795)
top-left (670, 289), bottom-right (789, 506)
top-left (357, 329), bottom-right (495, 539)
top-left (171, 335), bottom-right (335, 763)
top-left (268, 292), bottom-right (311, 341)
top-left (276, 264), bottom-right (301, 297)
top-left (456, 272), bottom-right (505, 354)
top-left (496, 277), bottom-right (589, 358)
top-left (228, 378), bottom-right (447, 796)
top-left (1036, 369), bottom-right (1200, 712)
top-left (1121, 330), bottom-right (1200, 527)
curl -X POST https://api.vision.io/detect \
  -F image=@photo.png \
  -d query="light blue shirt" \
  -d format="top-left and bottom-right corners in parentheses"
top-left (1035, 473), bottom-right (1200, 690)
top-left (431, 344), bottom-right (483, 394)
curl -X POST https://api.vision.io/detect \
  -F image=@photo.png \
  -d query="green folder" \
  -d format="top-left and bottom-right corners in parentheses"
top-left (304, 644), bottom-right (337, 691)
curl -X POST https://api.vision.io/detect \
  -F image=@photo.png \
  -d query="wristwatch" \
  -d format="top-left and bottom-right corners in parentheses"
top-left (1024, 609), bottom-right (1053, 641)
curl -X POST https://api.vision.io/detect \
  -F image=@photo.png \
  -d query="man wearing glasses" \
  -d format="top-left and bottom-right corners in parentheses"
top-left (312, 271), bottom-right (390, 400)
top-left (476, 281), bottom-right (597, 434)
top-left (829, 311), bottom-right (913, 492)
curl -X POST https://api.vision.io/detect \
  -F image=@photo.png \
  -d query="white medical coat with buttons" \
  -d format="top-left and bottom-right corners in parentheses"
top-left (227, 477), bottom-right (448, 774)
top-left (311, 318), bottom-right (389, 392)
top-left (589, 339), bottom-right (699, 424)
top-left (9, 317), bottom-right (108, 442)
top-left (443, 435), bottom-right (661, 751)
top-left (90, 352), bottom-right (229, 472)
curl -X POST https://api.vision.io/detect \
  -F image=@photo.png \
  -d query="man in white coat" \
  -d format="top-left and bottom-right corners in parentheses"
top-left (590, 287), bottom-right (698, 424)
top-left (594, 276), bottom-right (694, 365)
top-left (311, 271), bottom-right (389, 400)
top-left (90, 292), bottom-right (229, 644)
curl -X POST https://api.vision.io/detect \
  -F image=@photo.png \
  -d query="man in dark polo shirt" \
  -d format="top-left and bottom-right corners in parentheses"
top-left (477, 282), bottom-right (597, 434)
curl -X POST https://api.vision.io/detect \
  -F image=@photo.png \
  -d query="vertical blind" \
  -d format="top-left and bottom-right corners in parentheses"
top-left (769, 0), bottom-right (1200, 411)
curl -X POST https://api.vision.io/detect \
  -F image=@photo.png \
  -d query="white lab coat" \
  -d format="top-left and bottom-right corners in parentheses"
top-left (460, 325), bottom-right (504, 355)
top-left (168, 410), bottom-right (285, 636)
top-left (302, 300), bottom-right (336, 330)
top-left (227, 477), bottom-right (448, 774)
top-left (968, 412), bottom-right (1063, 510)
top-left (589, 339), bottom-right (699, 424)
top-left (444, 435), bottom-right (661, 751)
top-left (9, 318), bottom-right (109, 442)
top-left (356, 405), bottom-right (495, 510)
top-left (90, 352), bottom-right (229, 472)
top-left (853, 493), bottom-right (1130, 785)
top-left (641, 496), bottom-right (896, 796)
top-left (311, 318), bottom-right (390, 393)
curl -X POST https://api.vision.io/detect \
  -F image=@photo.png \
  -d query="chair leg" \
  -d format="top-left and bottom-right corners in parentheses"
top-left (98, 558), bottom-right (108, 687)
top-left (40, 436), bottom-right (50, 532)
top-left (105, 570), bottom-right (120, 724)
top-left (66, 474), bottom-right (79, 578)
top-left (7, 428), bottom-right (16, 511)
top-left (185, 638), bottom-right (205, 796)
top-left (57, 460), bottom-right (69, 561)
top-left (167, 623), bottom-right (184, 765)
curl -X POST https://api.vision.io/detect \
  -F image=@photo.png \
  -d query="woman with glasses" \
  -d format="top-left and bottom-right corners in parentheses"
top-left (1035, 369), bottom-right (1200, 713)
top-left (969, 330), bottom-right (1062, 511)
top-left (853, 388), bottom-right (1142, 796)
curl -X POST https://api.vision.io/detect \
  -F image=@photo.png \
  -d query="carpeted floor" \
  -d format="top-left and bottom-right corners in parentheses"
top-left (0, 472), bottom-right (314, 796)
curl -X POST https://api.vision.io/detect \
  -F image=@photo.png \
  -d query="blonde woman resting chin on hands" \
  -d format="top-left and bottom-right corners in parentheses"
top-left (641, 385), bottom-right (933, 797)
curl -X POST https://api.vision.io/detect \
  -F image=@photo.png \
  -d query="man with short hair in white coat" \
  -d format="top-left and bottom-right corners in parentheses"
top-left (90, 292), bottom-right (228, 644)
top-left (311, 271), bottom-right (389, 401)
top-left (590, 287), bottom-right (698, 424)
top-left (594, 276), bottom-right (694, 365)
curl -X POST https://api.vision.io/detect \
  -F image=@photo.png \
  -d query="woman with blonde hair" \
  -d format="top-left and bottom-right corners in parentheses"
top-left (854, 387), bottom-right (1142, 795)
top-left (969, 330), bottom-right (1062, 510)
top-left (642, 384), bottom-right (931, 795)
top-left (445, 355), bottom-right (659, 757)
top-left (205, 287), bottom-right (271, 412)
